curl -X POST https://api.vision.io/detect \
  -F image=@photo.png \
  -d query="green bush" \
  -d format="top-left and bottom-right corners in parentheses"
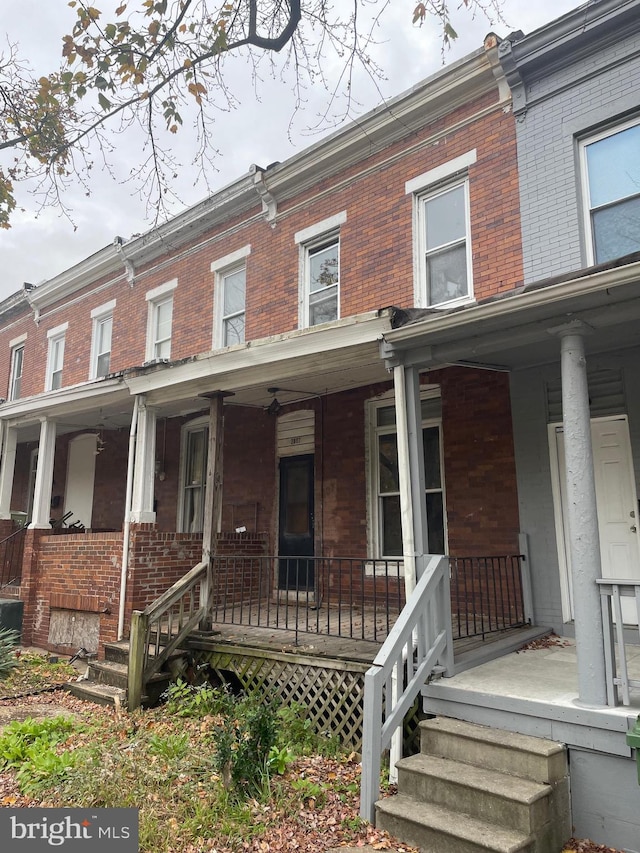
top-left (0, 716), bottom-right (82, 795)
top-left (0, 627), bottom-right (20, 679)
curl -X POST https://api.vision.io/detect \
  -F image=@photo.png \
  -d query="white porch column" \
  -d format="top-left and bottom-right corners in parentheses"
top-left (0, 424), bottom-right (18, 520)
top-left (393, 363), bottom-right (429, 596)
top-left (29, 418), bottom-right (56, 529)
top-left (559, 324), bottom-right (607, 707)
top-left (130, 400), bottom-right (157, 523)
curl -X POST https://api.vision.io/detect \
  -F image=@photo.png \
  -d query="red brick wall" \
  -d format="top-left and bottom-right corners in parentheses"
top-left (27, 531), bottom-right (123, 655)
top-left (0, 89), bottom-right (522, 399)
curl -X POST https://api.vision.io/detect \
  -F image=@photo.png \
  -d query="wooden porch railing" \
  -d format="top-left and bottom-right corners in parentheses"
top-left (128, 560), bottom-right (209, 710)
top-left (597, 578), bottom-right (640, 706)
top-left (359, 555), bottom-right (453, 822)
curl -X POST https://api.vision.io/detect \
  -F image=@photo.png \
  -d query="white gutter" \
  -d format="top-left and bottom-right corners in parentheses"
top-left (117, 395), bottom-right (140, 640)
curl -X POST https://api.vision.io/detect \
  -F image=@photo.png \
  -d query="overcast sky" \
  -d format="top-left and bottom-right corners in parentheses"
top-left (0, 0), bottom-right (585, 300)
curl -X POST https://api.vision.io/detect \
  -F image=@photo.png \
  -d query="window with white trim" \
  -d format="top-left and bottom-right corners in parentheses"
top-left (407, 150), bottom-right (475, 309)
top-left (177, 418), bottom-right (208, 533)
top-left (368, 393), bottom-right (446, 558)
top-left (295, 212), bottom-right (346, 328)
top-left (8, 342), bottom-right (24, 400)
top-left (46, 323), bottom-right (67, 391)
top-left (211, 246), bottom-right (250, 348)
top-left (145, 280), bottom-right (176, 362)
top-left (581, 118), bottom-right (640, 264)
top-left (89, 300), bottom-right (115, 379)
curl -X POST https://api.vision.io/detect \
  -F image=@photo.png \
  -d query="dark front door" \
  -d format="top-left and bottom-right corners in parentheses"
top-left (278, 455), bottom-right (315, 591)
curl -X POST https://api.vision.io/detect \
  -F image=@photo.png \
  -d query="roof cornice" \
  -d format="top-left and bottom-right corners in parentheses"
top-left (499, 0), bottom-right (640, 113)
top-left (27, 246), bottom-right (123, 315)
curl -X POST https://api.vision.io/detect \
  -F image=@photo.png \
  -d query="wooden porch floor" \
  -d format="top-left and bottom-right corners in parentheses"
top-left (190, 617), bottom-right (541, 668)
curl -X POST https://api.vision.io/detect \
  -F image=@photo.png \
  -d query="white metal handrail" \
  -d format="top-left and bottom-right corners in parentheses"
top-left (597, 578), bottom-right (640, 706)
top-left (359, 554), bottom-right (453, 822)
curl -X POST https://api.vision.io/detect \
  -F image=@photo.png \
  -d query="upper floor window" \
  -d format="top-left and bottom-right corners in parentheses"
top-left (211, 245), bottom-right (250, 348)
top-left (46, 323), bottom-right (67, 391)
top-left (295, 212), bottom-right (346, 328)
top-left (407, 150), bottom-right (476, 309)
top-left (90, 300), bottom-right (115, 379)
top-left (368, 392), bottom-right (445, 559)
top-left (145, 280), bottom-right (176, 362)
top-left (8, 336), bottom-right (26, 400)
top-left (581, 119), bottom-right (640, 265)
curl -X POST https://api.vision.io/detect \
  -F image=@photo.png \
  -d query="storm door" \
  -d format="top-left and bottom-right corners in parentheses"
top-left (278, 455), bottom-right (315, 591)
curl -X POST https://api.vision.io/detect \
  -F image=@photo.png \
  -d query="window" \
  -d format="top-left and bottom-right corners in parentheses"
top-left (46, 323), bottom-right (67, 391)
top-left (419, 182), bottom-right (471, 307)
top-left (295, 212), bottom-right (346, 328)
top-left (211, 246), bottom-right (250, 348)
top-left (145, 280), bottom-right (177, 362)
top-left (8, 339), bottom-right (25, 400)
top-left (369, 394), bottom-right (445, 558)
top-left (581, 119), bottom-right (640, 264)
top-left (89, 300), bottom-right (115, 379)
top-left (407, 150), bottom-right (476, 308)
top-left (178, 420), bottom-right (208, 533)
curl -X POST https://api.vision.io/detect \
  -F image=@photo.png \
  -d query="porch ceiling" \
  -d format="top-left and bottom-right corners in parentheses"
top-left (125, 310), bottom-right (393, 415)
top-left (382, 258), bottom-right (640, 372)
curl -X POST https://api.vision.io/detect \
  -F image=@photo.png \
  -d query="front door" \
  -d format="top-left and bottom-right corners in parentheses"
top-left (278, 455), bottom-right (314, 591)
top-left (554, 417), bottom-right (640, 623)
top-left (64, 433), bottom-right (97, 529)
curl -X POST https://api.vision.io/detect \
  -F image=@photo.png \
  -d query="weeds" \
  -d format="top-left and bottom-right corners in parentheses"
top-left (0, 627), bottom-right (19, 678)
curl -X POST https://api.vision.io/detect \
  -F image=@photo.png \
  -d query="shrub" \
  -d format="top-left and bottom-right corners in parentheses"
top-left (0, 627), bottom-right (20, 679)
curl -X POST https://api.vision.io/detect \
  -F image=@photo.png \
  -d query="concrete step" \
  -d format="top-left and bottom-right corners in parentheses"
top-left (396, 753), bottom-right (550, 836)
top-left (89, 660), bottom-right (128, 689)
top-left (419, 717), bottom-right (567, 783)
top-left (376, 795), bottom-right (534, 853)
top-left (65, 681), bottom-right (127, 708)
top-left (103, 641), bottom-right (130, 664)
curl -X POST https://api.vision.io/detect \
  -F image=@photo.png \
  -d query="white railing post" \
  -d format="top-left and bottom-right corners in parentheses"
top-left (359, 555), bottom-right (451, 823)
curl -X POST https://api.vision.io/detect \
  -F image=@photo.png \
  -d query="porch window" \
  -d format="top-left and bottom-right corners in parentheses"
top-left (179, 423), bottom-right (208, 533)
top-left (46, 323), bottom-right (67, 391)
top-left (89, 300), bottom-right (115, 379)
top-left (581, 118), bottom-right (640, 264)
top-left (145, 279), bottom-right (177, 362)
top-left (371, 395), bottom-right (445, 558)
top-left (295, 211), bottom-right (346, 328)
top-left (8, 343), bottom-right (24, 400)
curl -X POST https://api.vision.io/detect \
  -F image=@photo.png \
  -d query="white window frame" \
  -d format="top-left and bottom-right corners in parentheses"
top-left (579, 116), bottom-right (640, 266)
top-left (407, 150), bottom-right (476, 309)
top-left (8, 334), bottom-right (26, 401)
top-left (45, 322), bottom-right (68, 392)
top-left (366, 389), bottom-right (446, 560)
top-left (295, 211), bottom-right (346, 329)
top-left (211, 245), bottom-right (251, 349)
top-left (89, 299), bottom-right (115, 379)
top-left (145, 279), bottom-right (177, 362)
top-left (176, 416), bottom-right (209, 533)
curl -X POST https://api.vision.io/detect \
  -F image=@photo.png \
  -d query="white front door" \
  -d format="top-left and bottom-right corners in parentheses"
top-left (552, 417), bottom-right (640, 624)
top-left (64, 433), bottom-right (97, 529)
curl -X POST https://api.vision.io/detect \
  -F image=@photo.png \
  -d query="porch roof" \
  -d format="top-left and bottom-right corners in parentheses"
top-left (381, 254), bottom-right (640, 372)
top-left (123, 309), bottom-right (393, 412)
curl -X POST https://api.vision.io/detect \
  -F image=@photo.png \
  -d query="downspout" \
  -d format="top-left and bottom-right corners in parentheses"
top-left (117, 395), bottom-right (140, 640)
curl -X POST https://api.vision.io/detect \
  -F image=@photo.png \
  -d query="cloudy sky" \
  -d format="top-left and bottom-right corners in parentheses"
top-left (0, 0), bottom-right (585, 300)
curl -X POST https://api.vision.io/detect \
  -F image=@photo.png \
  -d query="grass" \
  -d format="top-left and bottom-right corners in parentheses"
top-left (0, 678), bottom-right (366, 853)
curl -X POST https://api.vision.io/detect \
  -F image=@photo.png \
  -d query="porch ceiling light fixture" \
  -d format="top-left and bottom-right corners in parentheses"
top-left (266, 387), bottom-right (282, 416)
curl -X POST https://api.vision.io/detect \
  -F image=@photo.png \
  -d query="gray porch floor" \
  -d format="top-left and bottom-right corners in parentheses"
top-left (426, 637), bottom-right (640, 714)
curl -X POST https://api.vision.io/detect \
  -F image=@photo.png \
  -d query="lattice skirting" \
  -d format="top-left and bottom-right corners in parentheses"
top-left (196, 644), bottom-right (369, 753)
